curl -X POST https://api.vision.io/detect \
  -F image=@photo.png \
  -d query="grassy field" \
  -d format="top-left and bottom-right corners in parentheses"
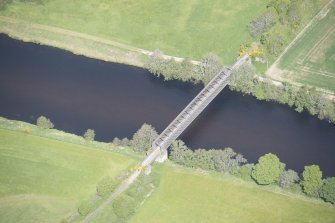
top-left (0, 0), bottom-right (267, 64)
top-left (0, 128), bottom-right (136, 223)
top-left (130, 165), bottom-right (335, 223)
top-left (269, 0), bottom-right (335, 93)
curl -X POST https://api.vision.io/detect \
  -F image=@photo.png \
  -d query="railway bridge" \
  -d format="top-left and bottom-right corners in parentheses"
top-left (141, 54), bottom-right (249, 170)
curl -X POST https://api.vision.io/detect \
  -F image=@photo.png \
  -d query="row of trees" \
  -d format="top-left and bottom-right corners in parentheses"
top-left (170, 140), bottom-right (247, 172)
top-left (169, 139), bottom-right (335, 204)
top-left (249, 0), bottom-right (322, 55)
top-left (145, 50), bottom-right (223, 84)
top-left (229, 64), bottom-right (335, 122)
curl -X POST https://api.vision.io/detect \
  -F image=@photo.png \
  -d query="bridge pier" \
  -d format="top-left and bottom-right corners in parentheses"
top-left (155, 149), bottom-right (168, 163)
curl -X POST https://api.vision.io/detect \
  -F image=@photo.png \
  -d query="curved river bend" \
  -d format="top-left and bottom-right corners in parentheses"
top-left (0, 34), bottom-right (334, 176)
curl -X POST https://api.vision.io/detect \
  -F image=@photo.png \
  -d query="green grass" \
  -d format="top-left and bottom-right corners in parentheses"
top-left (277, 1), bottom-right (335, 92)
top-left (0, 128), bottom-right (136, 223)
top-left (0, 0), bottom-right (267, 64)
top-left (130, 165), bottom-right (335, 223)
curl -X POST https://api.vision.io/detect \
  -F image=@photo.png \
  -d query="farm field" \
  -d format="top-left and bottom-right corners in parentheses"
top-left (0, 128), bottom-right (136, 223)
top-left (0, 0), bottom-right (267, 64)
top-left (129, 165), bottom-right (335, 223)
top-left (269, 0), bottom-right (335, 93)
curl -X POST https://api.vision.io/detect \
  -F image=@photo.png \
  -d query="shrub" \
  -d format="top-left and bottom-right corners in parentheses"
top-left (301, 165), bottom-right (323, 197)
top-left (112, 137), bottom-right (121, 146)
top-left (36, 116), bottom-right (54, 129)
top-left (84, 129), bottom-right (95, 141)
top-left (198, 53), bottom-right (223, 84)
top-left (248, 9), bottom-right (277, 37)
top-left (169, 140), bottom-right (194, 167)
top-left (212, 148), bottom-right (247, 173)
top-left (97, 176), bottom-right (118, 197)
top-left (112, 195), bottom-right (136, 219)
top-left (279, 169), bottom-right (300, 189)
top-left (78, 200), bottom-right (90, 216)
top-left (121, 137), bottom-right (131, 147)
top-left (144, 49), bottom-right (166, 76)
top-left (320, 177), bottom-right (335, 204)
top-left (233, 164), bottom-right (254, 181)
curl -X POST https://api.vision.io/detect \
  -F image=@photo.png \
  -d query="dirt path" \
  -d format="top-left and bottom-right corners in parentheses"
top-left (266, 0), bottom-right (334, 79)
top-left (80, 169), bottom-right (142, 223)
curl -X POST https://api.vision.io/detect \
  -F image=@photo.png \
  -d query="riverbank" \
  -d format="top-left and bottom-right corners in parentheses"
top-left (0, 16), bottom-right (148, 67)
top-left (1, 117), bottom-right (334, 223)
top-left (0, 117), bottom-right (143, 160)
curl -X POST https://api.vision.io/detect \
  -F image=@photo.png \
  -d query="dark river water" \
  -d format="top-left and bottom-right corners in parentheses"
top-left (0, 34), bottom-right (334, 176)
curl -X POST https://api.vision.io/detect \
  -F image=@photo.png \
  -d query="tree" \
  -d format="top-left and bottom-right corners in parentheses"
top-left (131, 123), bottom-right (158, 153)
top-left (320, 177), bottom-right (335, 204)
top-left (287, 5), bottom-right (302, 29)
top-left (96, 176), bottom-right (118, 197)
top-left (248, 9), bottom-right (277, 37)
top-left (198, 53), bottom-right (223, 84)
top-left (301, 165), bottom-right (323, 197)
top-left (279, 169), bottom-right (300, 189)
top-left (169, 140), bottom-right (194, 167)
top-left (265, 27), bottom-right (286, 55)
top-left (145, 49), bottom-right (166, 77)
top-left (192, 149), bottom-right (214, 170)
top-left (251, 153), bottom-right (285, 185)
top-left (267, 0), bottom-right (291, 22)
top-left (112, 195), bottom-right (136, 219)
top-left (229, 63), bottom-right (256, 94)
top-left (83, 129), bottom-right (95, 141)
top-left (212, 147), bottom-right (247, 173)
top-left (36, 116), bottom-right (54, 129)
top-left (179, 58), bottom-right (197, 82)
top-left (78, 200), bottom-right (90, 216)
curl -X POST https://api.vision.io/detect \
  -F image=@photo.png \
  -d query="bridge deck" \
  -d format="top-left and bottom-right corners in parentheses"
top-left (141, 55), bottom-right (248, 167)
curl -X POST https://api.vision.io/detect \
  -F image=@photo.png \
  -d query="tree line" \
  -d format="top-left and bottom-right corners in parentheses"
top-left (114, 123), bottom-right (335, 205)
top-left (229, 63), bottom-right (335, 122)
top-left (145, 50), bottom-right (223, 84)
top-left (169, 138), bottom-right (335, 205)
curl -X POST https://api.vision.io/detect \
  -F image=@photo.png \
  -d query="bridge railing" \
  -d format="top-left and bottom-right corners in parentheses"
top-left (151, 55), bottom-right (249, 154)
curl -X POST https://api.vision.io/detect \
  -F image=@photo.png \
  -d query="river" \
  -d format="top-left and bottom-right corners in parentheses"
top-left (0, 34), bottom-right (334, 176)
